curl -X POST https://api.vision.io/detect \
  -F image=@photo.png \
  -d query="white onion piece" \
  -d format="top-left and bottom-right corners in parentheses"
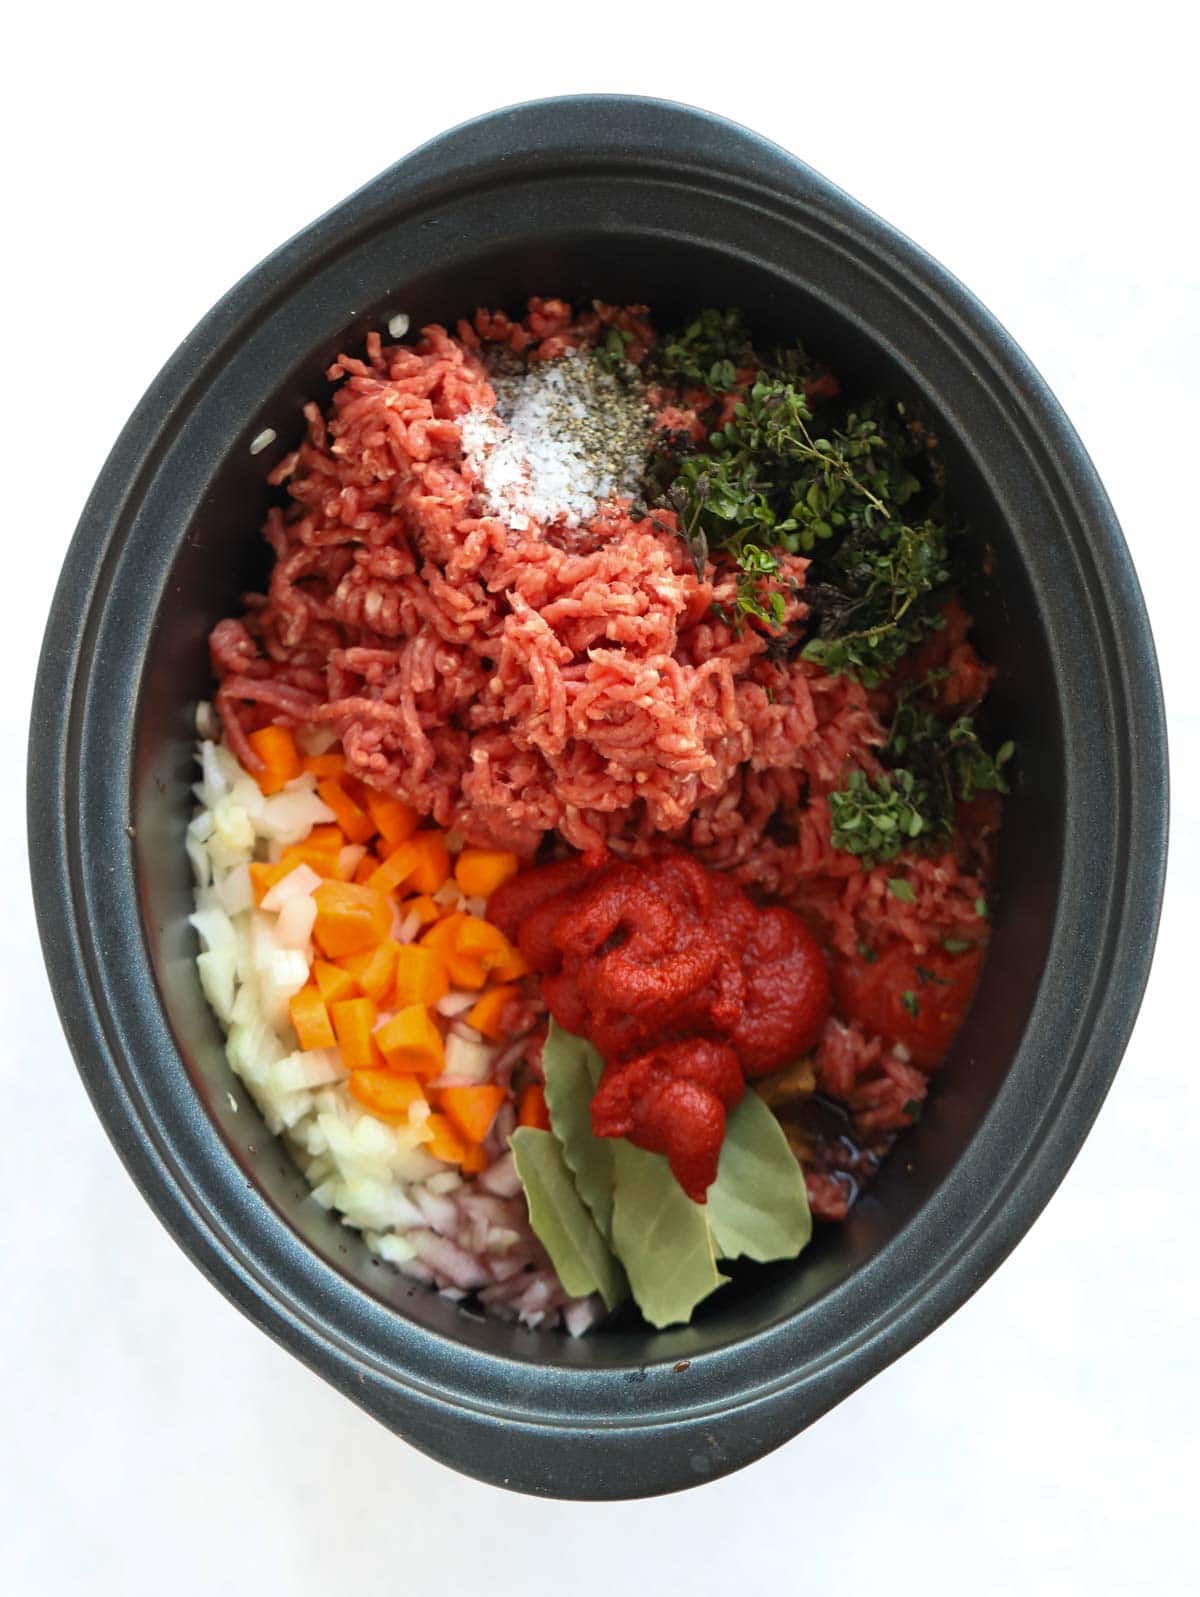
top-left (296, 724), bottom-right (338, 757)
top-left (444, 1032), bottom-right (494, 1084)
top-left (259, 947), bottom-right (310, 1032)
top-left (197, 949), bottom-right (236, 1022)
top-left (257, 788), bottom-right (335, 844)
top-left (436, 990), bottom-right (477, 1018)
top-left (218, 862), bottom-right (254, 917)
top-left (563, 1297), bottom-right (604, 1338)
top-left (261, 862), bottom-right (322, 913)
top-left (478, 1151), bottom-right (522, 1198)
top-left (275, 892), bottom-right (317, 951)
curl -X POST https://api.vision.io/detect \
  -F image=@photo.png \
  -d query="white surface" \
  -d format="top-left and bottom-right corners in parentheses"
top-left (3, 4), bottom-right (1197, 1592)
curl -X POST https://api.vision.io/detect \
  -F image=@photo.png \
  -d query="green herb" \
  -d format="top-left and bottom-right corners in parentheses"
top-left (900, 990), bottom-right (920, 1018)
top-left (828, 769), bottom-right (929, 865)
top-left (948, 719), bottom-right (1014, 799)
top-left (611, 1141), bottom-right (728, 1329)
top-left (941, 937), bottom-right (972, 954)
top-left (595, 324), bottom-right (637, 375)
top-left (858, 941), bottom-right (878, 963)
top-left (827, 671), bottom-right (1014, 869)
top-left (509, 1128), bottom-right (628, 1311)
top-left (706, 1092), bottom-right (812, 1263)
top-left (652, 308), bottom-right (956, 667)
top-left (902, 1098), bottom-right (924, 1121)
top-left (541, 1021), bottom-right (615, 1238)
top-left (915, 964), bottom-right (952, 987)
top-left (887, 876), bottom-right (917, 903)
top-left (975, 896), bottom-right (989, 918)
top-left (652, 307), bottom-right (752, 391)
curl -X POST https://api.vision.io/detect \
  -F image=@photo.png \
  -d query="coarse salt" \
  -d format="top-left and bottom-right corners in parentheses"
top-left (460, 349), bottom-right (649, 531)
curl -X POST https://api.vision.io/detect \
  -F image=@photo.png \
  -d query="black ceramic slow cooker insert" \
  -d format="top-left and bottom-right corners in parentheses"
top-left (29, 95), bottom-right (1167, 1499)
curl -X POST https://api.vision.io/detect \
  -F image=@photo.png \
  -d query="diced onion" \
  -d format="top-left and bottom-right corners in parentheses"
top-left (275, 892), bottom-right (317, 951)
top-left (261, 863), bottom-right (321, 913)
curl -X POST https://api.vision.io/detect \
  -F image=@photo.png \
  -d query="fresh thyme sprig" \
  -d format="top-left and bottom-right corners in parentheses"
top-left (652, 313), bottom-right (953, 670)
top-left (829, 676), bottom-right (1014, 866)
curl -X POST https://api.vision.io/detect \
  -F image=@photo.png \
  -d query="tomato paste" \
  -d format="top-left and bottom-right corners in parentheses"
top-left (489, 850), bottom-right (830, 1200)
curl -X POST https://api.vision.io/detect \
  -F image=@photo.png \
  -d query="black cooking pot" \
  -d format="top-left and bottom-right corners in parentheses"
top-left (29, 96), bottom-right (1167, 1499)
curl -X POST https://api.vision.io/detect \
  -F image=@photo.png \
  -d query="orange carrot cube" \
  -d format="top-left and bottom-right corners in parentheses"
top-left (348, 1069), bottom-right (425, 1123)
top-left (330, 996), bottom-right (380, 1072)
top-left (518, 1083), bottom-right (551, 1130)
top-left (424, 1112), bottom-right (467, 1165)
top-left (316, 778), bottom-right (377, 846)
top-left (465, 985), bottom-right (518, 1041)
top-left (313, 959), bottom-right (356, 1007)
top-left (407, 831), bottom-right (451, 894)
top-left (392, 945), bottom-right (450, 1008)
top-left (340, 940), bottom-right (400, 1005)
top-left (374, 1004), bottom-right (444, 1077)
top-left (364, 790), bottom-right (420, 848)
top-left (247, 725), bottom-right (302, 795)
top-left (454, 848), bottom-right (519, 900)
top-left (289, 985), bottom-right (336, 1051)
top-left (312, 880), bottom-right (392, 958)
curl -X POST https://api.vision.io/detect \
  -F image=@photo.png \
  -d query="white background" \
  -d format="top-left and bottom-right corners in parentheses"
top-left (4, 4), bottom-right (1197, 1593)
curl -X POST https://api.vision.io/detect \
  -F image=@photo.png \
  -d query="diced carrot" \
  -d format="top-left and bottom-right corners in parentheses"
top-left (457, 916), bottom-right (514, 958)
top-left (308, 824), bottom-right (347, 855)
top-left (316, 778), bottom-right (377, 846)
top-left (352, 852), bottom-right (376, 885)
top-left (247, 725), bottom-right (302, 795)
top-left (340, 771), bottom-right (370, 807)
top-left (348, 1069), bottom-right (425, 1124)
top-left (488, 943), bottom-right (530, 982)
top-left (518, 1083), bottom-right (551, 1131)
top-left (289, 985), bottom-right (336, 1051)
top-left (419, 912), bottom-right (466, 953)
top-left (454, 848), bottom-right (520, 900)
top-left (465, 984), bottom-right (517, 1041)
top-left (374, 1004), bottom-right (444, 1077)
top-left (392, 945), bottom-right (450, 1008)
top-left (313, 959), bottom-right (356, 1006)
top-left (367, 842), bottom-right (418, 897)
top-left (434, 1084), bottom-right (506, 1145)
top-left (407, 831), bottom-right (451, 893)
top-left (272, 841), bottom-right (338, 880)
top-left (340, 940), bottom-right (399, 1005)
top-left (364, 790), bottom-right (420, 848)
top-left (424, 1112), bottom-right (467, 1165)
top-left (459, 1142), bottom-right (489, 1175)
top-left (403, 894), bottom-right (442, 928)
top-left (302, 752), bottom-right (345, 779)
top-left (330, 996), bottom-right (380, 1072)
top-left (446, 915), bottom-right (519, 990)
top-left (420, 912), bottom-right (487, 988)
top-left (312, 880), bottom-right (392, 958)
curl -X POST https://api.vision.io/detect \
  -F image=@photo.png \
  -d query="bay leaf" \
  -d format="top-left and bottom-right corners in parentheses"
top-left (510, 1127), bottom-right (627, 1311)
top-left (707, 1091), bottom-right (812, 1263)
top-left (541, 1020), bottom-right (615, 1239)
top-left (611, 1140), bottom-right (727, 1329)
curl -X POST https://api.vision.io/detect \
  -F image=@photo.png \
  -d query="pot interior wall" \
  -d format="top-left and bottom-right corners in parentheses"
top-left (132, 228), bottom-right (1062, 1366)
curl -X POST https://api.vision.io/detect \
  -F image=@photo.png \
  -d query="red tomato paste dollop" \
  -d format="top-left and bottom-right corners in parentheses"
top-left (489, 850), bottom-right (830, 1201)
